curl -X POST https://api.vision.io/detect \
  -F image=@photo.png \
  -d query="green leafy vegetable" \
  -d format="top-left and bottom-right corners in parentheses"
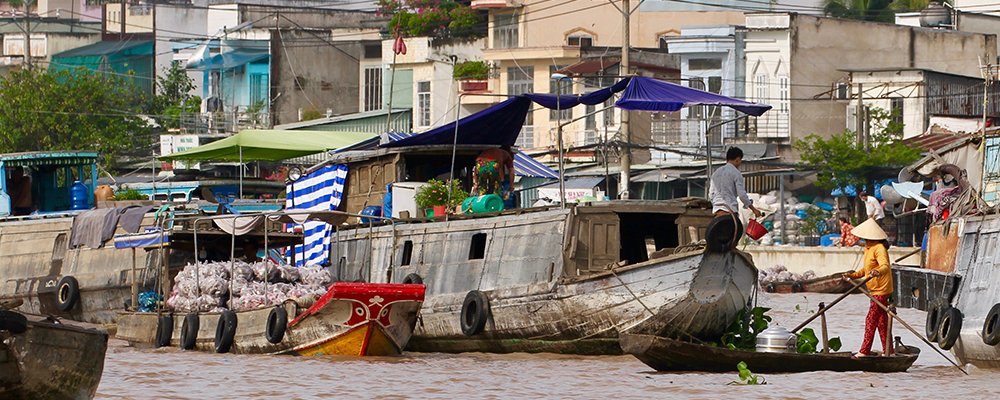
top-left (730, 361), bottom-right (766, 385)
top-left (828, 337), bottom-right (843, 352)
top-left (721, 307), bottom-right (772, 350)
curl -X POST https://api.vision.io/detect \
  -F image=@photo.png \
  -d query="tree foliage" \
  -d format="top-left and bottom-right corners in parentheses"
top-left (794, 107), bottom-right (922, 191)
top-left (0, 68), bottom-right (150, 166)
top-left (823, 0), bottom-right (896, 22)
top-left (379, 0), bottom-right (484, 39)
top-left (152, 62), bottom-right (200, 130)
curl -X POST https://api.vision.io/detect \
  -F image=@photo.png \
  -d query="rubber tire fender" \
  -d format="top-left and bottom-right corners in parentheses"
top-left (265, 306), bottom-right (288, 344)
top-left (982, 303), bottom-right (1000, 346)
top-left (704, 215), bottom-right (744, 253)
top-left (0, 310), bottom-right (28, 334)
top-left (56, 276), bottom-right (80, 312)
top-left (460, 290), bottom-right (490, 336)
top-left (765, 283), bottom-right (776, 293)
top-left (925, 299), bottom-right (947, 342)
top-left (214, 310), bottom-right (238, 353)
top-left (402, 273), bottom-right (423, 285)
top-left (155, 314), bottom-right (174, 348)
top-left (791, 282), bottom-right (804, 293)
top-left (937, 307), bottom-right (963, 351)
top-left (179, 313), bottom-right (199, 350)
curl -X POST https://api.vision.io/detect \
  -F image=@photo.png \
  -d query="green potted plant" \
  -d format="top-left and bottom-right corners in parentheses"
top-left (798, 208), bottom-right (827, 246)
top-left (454, 61), bottom-right (489, 92)
top-left (415, 179), bottom-right (468, 217)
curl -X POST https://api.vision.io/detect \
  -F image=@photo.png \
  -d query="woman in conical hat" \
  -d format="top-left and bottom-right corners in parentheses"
top-left (842, 218), bottom-right (894, 357)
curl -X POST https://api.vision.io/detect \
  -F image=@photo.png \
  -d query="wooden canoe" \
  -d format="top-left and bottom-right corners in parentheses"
top-left (0, 311), bottom-right (109, 399)
top-left (762, 273), bottom-right (855, 294)
top-left (620, 333), bottom-right (920, 373)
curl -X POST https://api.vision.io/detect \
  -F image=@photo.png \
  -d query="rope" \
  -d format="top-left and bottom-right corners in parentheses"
top-left (610, 267), bottom-right (656, 317)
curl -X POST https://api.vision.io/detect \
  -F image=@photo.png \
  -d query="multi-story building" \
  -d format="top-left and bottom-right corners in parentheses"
top-left (739, 12), bottom-right (997, 160)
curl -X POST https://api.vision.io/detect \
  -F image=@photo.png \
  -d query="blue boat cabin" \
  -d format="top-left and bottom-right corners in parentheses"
top-left (0, 151), bottom-right (99, 216)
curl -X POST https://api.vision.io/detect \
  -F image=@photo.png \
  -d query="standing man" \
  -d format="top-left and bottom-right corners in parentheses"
top-left (710, 147), bottom-right (762, 219)
top-left (859, 191), bottom-right (885, 226)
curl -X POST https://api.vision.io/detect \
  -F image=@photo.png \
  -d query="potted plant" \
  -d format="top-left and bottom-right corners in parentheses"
top-left (798, 208), bottom-right (827, 246)
top-left (415, 179), bottom-right (468, 217)
top-left (454, 61), bottom-right (489, 92)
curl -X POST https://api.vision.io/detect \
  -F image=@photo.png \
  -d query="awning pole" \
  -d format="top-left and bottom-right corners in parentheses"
top-left (446, 93), bottom-right (464, 222)
top-left (239, 145), bottom-right (243, 199)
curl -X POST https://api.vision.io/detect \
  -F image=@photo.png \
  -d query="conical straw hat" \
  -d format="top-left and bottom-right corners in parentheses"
top-left (852, 218), bottom-right (887, 241)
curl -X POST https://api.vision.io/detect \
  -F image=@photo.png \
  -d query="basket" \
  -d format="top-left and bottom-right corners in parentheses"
top-left (746, 218), bottom-right (769, 241)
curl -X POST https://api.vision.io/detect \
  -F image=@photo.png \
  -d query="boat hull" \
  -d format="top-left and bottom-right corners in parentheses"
top-left (763, 273), bottom-right (856, 294)
top-left (0, 216), bottom-right (156, 325)
top-left (620, 334), bottom-right (920, 373)
top-left (116, 282), bottom-right (424, 356)
top-left (408, 250), bottom-right (757, 354)
top-left (0, 313), bottom-right (109, 399)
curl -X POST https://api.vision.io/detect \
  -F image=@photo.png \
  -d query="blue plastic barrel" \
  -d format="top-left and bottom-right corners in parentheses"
top-left (70, 181), bottom-right (90, 210)
top-left (382, 184), bottom-right (393, 218)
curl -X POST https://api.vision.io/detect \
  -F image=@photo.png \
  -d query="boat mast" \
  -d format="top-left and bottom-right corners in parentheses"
top-left (618, 0), bottom-right (631, 200)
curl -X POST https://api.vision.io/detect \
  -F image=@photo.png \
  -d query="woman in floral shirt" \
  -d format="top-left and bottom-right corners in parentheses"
top-left (839, 217), bottom-right (860, 247)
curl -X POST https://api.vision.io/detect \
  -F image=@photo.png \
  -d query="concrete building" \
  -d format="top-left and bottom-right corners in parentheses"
top-left (371, 36), bottom-right (488, 133)
top-left (470, 0), bottom-right (747, 152)
top-left (0, 17), bottom-right (101, 71)
top-left (739, 13), bottom-right (997, 160)
top-left (845, 68), bottom-right (1000, 139)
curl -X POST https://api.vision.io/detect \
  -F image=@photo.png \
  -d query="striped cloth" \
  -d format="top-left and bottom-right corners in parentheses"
top-left (286, 164), bottom-right (348, 266)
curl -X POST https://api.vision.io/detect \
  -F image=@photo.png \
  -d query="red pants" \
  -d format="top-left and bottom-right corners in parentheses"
top-left (860, 294), bottom-right (890, 355)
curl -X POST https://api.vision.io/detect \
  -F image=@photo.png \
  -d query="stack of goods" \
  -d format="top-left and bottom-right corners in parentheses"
top-left (165, 261), bottom-right (332, 313)
top-left (744, 192), bottom-right (836, 246)
top-left (758, 265), bottom-right (817, 285)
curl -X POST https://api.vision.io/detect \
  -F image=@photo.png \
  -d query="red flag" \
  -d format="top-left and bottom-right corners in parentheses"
top-left (393, 27), bottom-right (407, 55)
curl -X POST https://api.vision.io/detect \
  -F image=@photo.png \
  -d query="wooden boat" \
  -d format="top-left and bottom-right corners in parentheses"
top-left (763, 273), bottom-right (855, 294)
top-left (116, 282), bottom-right (425, 356)
top-left (0, 309), bottom-right (109, 399)
top-left (620, 333), bottom-right (920, 373)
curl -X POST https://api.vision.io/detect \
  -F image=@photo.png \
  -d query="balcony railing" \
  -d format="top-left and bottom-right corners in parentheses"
top-left (176, 111), bottom-right (271, 134)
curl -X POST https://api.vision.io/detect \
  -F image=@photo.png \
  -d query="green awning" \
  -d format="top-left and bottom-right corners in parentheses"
top-left (158, 130), bottom-right (376, 162)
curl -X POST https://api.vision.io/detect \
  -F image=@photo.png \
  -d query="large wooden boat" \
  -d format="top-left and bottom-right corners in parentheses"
top-left (894, 213), bottom-right (1000, 368)
top-left (620, 334), bottom-right (920, 373)
top-left (0, 309), bottom-right (109, 399)
top-left (116, 282), bottom-right (425, 356)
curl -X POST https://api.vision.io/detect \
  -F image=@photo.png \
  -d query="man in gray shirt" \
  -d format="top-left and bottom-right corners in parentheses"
top-left (709, 147), bottom-right (762, 218)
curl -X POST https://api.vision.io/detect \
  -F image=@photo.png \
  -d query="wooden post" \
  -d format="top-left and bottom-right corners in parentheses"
top-left (130, 248), bottom-right (138, 311)
top-left (819, 301), bottom-right (829, 353)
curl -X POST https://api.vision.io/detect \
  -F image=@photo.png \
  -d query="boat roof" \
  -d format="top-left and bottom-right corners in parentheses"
top-left (0, 151), bottom-right (98, 167)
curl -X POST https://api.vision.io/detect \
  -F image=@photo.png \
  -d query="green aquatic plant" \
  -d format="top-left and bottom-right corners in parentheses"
top-left (796, 328), bottom-right (843, 353)
top-left (721, 307), bottom-right (772, 350)
top-left (730, 361), bottom-right (766, 385)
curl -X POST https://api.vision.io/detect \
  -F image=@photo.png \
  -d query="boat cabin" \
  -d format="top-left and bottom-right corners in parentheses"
top-left (0, 151), bottom-right (99, 217)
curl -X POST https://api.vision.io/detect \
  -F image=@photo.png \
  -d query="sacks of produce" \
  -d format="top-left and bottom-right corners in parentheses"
top-left (166, 261), bottom-right (333, 312)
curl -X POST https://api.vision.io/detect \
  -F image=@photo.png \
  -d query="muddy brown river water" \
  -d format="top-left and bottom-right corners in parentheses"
top-left (96, 293), bottom-right (1000, 399)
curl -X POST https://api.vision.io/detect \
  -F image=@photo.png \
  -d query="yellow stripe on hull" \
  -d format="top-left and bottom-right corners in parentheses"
top-left (292, 324), bottom-right (401, 357)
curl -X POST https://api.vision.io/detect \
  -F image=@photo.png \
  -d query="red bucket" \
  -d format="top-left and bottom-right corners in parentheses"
top-left (746, 219), bottom-right (768, 241)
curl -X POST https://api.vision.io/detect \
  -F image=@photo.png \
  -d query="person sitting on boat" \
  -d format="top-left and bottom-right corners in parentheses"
top-left (838, 217), bottom-right (859, 247)
top-left (7, 167), bottom-right (32, 216)
top-left (709, 147), bottom-right (762, 220)
top-left (841, 218), bottom-right (893, 358)
top-left (471, 147), bottom-right (515, 204)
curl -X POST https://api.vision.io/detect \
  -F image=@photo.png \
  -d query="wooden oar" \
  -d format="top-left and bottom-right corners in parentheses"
top-left (791, 275), bottom-right (873, 334)
top-left (858, 286), bottom-right (969, 375)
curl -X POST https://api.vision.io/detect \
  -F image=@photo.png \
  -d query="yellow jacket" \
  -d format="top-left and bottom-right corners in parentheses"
top-left (846, 242), bottom-right (893, 296)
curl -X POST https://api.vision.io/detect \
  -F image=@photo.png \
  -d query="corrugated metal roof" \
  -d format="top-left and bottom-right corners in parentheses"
top-left (902, 133), bottom-right (970, 151)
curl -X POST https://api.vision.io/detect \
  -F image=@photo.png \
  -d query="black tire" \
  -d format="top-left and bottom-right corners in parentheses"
top-left (0, 310), bottom-right (28, 334)
top-left (402, 273), bottom-right (423, 285)
top-left (705, 215), bottom-right (743, 252)
top-left (937, 307), bottom-right (963, 351)
top-left (926, 300), bottom-right (947, 342)
top-left (180, 313), bottom-right (199, 350)
top-left (765, 283), bottom-right (776, 293)
top-left (265, 306), bottom-right (288, 344)
top-left (460, 290), bottom-right (490, 336)
top-left (791, 282), bottom-right (803, 293)
top-left (214, 310), bottom-right (238, 353)
top-left (983, 303), bottom-right (1000, 346)
top-left (56, 276), bottom-right (80, 312)
top-left (155, 314), bottom-right (174, 348)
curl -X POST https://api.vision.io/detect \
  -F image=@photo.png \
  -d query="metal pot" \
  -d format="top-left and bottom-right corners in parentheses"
top-left (755, 326), bottom-right (798, 353)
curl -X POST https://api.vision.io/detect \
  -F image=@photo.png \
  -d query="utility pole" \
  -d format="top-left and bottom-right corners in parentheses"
top-left (618, 0), bottom-right (631, 200)
top-left (855, 83), bottom-right (864, 147)
top-left (23, 1), bottom-right (30, 70)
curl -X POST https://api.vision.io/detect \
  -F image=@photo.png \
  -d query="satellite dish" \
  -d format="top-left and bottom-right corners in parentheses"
top-left (881, 185), bottom-right (904, 206)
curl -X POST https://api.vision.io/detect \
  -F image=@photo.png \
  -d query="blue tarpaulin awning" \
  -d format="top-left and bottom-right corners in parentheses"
top-left (381, 96), bottom-right (532, 148)
top-left (379, 132), bottom-right (557, 179)
top-left (615, 76), bottom-right (771, 116)
top-left (524, 78), bottom-right (630, 109)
